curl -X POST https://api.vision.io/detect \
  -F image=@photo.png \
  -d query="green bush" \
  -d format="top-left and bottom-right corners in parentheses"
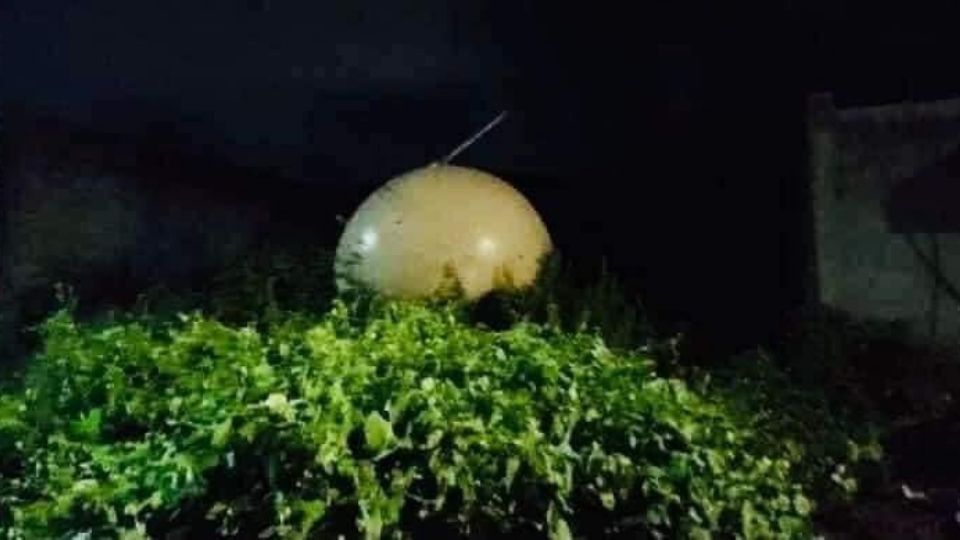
top-left (1, 298), bottom-right (813, 539)
top-left (484, 257), bottom-right (883, 509)
top-left (131, 243), bottom-right (337, 326)
top-left (468, 253), bottom-right (658, 353)
top-left (691, 349), bottom-right (883, 507)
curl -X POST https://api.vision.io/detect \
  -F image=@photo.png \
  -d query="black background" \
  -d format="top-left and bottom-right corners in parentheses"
top-left (3, 1), bottom-right (960, 351)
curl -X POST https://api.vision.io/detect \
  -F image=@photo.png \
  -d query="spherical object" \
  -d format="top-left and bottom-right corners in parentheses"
top-left (334, 164), bottom-right (553, 300)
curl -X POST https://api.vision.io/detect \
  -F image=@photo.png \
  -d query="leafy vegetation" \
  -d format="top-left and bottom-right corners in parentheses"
top-left (0, 291), bottom-right (820, 538)
top-left (0, 245), bottom-right (899, 538)
top-left (479, 255), bottom-right (884, 510)
top-left (695, 349), bottom-right (883, 505)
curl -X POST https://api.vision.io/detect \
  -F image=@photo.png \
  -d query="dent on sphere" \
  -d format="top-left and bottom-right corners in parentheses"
top-left (334, 164), bottom-right (553, 299)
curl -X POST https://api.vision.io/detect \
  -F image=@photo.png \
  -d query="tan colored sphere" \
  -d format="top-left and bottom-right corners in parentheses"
top-left (334, 164), bottom-right (553, 300)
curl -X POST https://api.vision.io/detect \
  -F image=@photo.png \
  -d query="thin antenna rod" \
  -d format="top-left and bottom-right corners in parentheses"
top-left (440, 110), bottom-right (509, 165)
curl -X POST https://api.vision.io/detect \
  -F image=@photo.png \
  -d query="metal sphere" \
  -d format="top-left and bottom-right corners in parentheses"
top-left (334, 164), bottom-right (553, 299)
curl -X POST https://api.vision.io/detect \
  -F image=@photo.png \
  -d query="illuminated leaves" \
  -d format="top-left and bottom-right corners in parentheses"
top-left (363, 412), bottom-right (394, 454)
top-left (0, 300), bottom-right (813, 538)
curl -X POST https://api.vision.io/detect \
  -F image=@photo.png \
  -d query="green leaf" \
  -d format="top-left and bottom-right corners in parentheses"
top-left (69, 407), bottom-right (103, 441)
top-left (741, 501), bottom-right (757, 539)
top-left (504, 456), bottom-right (521, 489)
top-left (364, 411), bottom-right (394, 453)
top-left (211, 418), bottom-right (232, 447)
top-left (599, 489), bottom-right (616, 510)
top-left (689, 526), bottom-right (712, 540)
top-left (793, 494), bottom-right (812, 515)
top-left (362, 509), bottom-right (383, 540)
top-left (294, 499), bottom-right (327, 539)
top-left (547, 503), bottom-right (573, 540)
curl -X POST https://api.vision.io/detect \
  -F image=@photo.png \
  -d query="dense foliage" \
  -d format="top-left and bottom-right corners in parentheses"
top-left (696, 349), bottom-right (883, 505)
top-left (0, 245), bottom-right (898, 538)
top-left (491, 256), bottom-right (884, 509)
top-left (0, 295), bottom-right (816, 539)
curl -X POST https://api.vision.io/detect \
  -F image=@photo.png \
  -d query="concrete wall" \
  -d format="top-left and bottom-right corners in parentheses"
top-left (808, 93), bottom-right (960, 344)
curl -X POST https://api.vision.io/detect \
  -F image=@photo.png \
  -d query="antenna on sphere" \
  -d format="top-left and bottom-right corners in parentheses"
top-left (438, 110), bottom-right (509, 165)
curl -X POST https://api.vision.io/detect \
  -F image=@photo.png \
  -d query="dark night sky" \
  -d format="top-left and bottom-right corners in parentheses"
top-left (3, 0), bottom-right (960, 349)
